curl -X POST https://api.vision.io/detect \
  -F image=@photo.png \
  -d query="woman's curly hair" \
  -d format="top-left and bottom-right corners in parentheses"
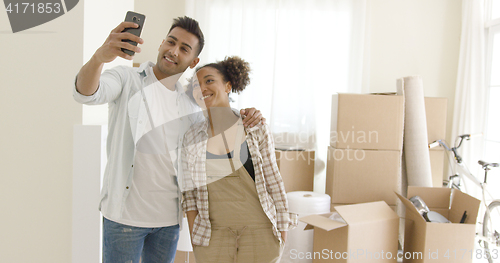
top-left (197, 56), bottom-right (251, 94)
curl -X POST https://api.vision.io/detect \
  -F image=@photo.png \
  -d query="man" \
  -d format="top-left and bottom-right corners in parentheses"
top-left (73, 16), bottom-right (263, 263)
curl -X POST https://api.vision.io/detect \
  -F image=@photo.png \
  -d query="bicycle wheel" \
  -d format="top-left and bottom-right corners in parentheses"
top-left (483, 200), bottom-right (500, 263)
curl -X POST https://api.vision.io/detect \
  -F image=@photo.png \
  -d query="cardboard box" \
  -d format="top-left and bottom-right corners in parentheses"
top-left (425, 97), bottom-right (448, 144)
top-left (425, 97), bottom-right (448, 187)
top-left (300, 201), bottom-right (399, 262)
top-left (429, 149), bottom-right (445, 187)
top-left (331, 203), bottom-right (396, 213)
top-left (325, 146), bottom-right (401, 205)
top-left (396, 187), bottom-right (480, 263)
top-left (275, 150), bottom-right (315, 192)
top-left (174, 251), bottom-right (196, 263)
top-left (331, 203), bottom-right (403, 247)
top-left (330, 93), bottom-right (404, 150)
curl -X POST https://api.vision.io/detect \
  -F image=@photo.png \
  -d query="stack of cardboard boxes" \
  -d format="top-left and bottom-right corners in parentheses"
top-left (303, 93), bottom-right (482, 263)
top-left (298, 94), bottom-right (405, 262)
top-left (299, 93), bottom-right (480, 263)
top-left (326, 93), bottom-right (405, 209)
top-left (326, 94), bottom-right (450, 208)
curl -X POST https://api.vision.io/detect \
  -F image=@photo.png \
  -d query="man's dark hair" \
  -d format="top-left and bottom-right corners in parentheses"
top-left (168, 16), bottom-right (205, 56)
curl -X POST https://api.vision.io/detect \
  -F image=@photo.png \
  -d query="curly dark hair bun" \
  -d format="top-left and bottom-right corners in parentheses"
top-left (196, 56), bottom-right (251, 94)
top-left (220, 56), bottom-right (251, 94)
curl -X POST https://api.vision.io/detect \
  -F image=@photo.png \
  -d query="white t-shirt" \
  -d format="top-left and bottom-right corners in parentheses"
top-left (117, 68), bottom-right (181, 227)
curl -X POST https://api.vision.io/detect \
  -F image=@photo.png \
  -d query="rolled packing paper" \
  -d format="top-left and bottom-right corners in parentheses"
top-left (397, 76), bottom-right (433, 187)
top-left (281, 191), bottom-right (331, 263)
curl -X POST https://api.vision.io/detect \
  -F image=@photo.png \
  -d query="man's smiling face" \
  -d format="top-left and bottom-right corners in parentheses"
top-left (153, 27), bottom-right (200, 80)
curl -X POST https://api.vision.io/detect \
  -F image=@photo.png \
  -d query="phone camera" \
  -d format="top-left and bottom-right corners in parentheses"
top-left (132, 16), bottom-right (140, 22)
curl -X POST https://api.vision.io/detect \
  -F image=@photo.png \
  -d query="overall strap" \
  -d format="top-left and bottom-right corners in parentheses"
top-left (232, 120), bottom-right (245, 161)
top-left (220, 120), bottom-right (245, 173)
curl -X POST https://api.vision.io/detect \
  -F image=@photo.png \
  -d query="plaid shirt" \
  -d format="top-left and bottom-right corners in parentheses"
top-left (181, 115), bottom-right (297, 246)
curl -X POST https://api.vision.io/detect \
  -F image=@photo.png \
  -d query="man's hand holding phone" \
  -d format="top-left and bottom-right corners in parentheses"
top-left (76, 12), bottom-right (145, 96)
top-left (94, 21), bottom-right (144, 63)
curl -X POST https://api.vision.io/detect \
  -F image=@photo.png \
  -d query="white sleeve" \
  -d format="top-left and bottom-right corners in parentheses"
top-left (73, 66), bottom-right (128, 105)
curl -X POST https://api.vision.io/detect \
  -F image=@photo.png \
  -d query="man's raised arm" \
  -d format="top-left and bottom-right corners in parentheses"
top-left (76, 22), bottom-right (144, 96)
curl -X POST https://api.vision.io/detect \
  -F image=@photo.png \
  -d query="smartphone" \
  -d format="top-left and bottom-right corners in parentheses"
top-left (121, 11), bottom-right (146, 56)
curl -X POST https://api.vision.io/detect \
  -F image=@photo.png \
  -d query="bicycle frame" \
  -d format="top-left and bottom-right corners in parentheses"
top-left (431, 137), bottom-right (500, 247)
top-left (433, 138), bottom-right (493, 199)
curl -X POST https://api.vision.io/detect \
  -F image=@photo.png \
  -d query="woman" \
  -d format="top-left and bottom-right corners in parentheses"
top-left (181, 56), bottom-right (296, 263)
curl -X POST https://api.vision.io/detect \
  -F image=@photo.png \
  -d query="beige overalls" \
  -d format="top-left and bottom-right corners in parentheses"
top-left (193, 125), bottom-right (283, 263)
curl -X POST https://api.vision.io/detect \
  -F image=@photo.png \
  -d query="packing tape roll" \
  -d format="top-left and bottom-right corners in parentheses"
top-left (397, 76), bottom-right (433, 187)
top-left (281, 191), bottom-right (331, 263)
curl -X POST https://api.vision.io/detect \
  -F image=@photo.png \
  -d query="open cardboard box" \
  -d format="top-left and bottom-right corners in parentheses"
top-left (331, 203), bottom-right (397, 213)
top-left (300, 201), bottom-right (399, 262)
top-left (396, 187), bottom-right (480, 263)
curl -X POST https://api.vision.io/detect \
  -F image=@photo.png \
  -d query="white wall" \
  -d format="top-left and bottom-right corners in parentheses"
top-left (367, 0), bottom-right (462, 143)
top-left (0, 4), bottom-right (83, 263)
top-left (81, 0), bottom-right (134, 125)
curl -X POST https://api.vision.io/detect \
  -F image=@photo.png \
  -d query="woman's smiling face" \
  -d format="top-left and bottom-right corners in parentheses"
top-left (194, 67), bottom-right (231, 109)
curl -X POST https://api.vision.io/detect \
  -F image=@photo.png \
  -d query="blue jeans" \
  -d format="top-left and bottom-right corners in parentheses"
top-left (103, 218), bottom-right (179, 263)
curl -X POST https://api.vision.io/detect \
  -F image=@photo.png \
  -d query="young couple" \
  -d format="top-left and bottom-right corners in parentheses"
top-left (74, 16), bottom-right (296, 263)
